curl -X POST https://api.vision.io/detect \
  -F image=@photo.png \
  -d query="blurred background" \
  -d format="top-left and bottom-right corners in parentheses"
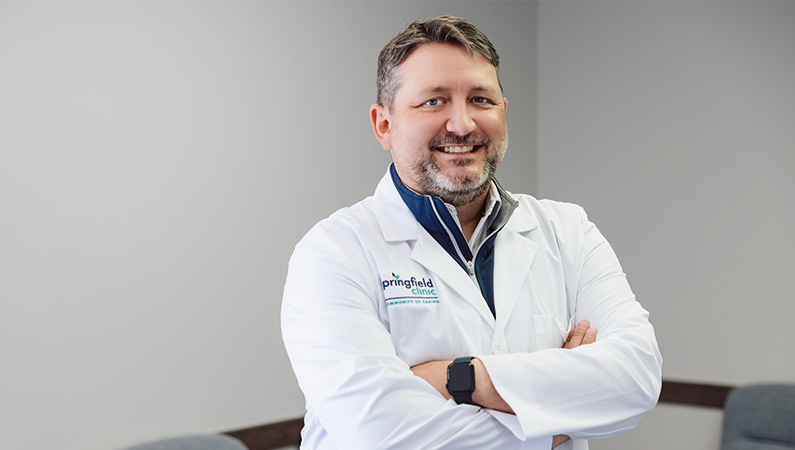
top-left (1, 1), bottom-right (793, 449)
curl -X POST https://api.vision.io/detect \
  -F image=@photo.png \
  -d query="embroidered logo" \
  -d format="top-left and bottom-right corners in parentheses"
top-left (381, 273), bottom-right (439, 307)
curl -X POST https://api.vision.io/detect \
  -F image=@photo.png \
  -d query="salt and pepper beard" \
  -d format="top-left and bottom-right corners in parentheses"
top-left (412, 132), bottom-right (508, 207)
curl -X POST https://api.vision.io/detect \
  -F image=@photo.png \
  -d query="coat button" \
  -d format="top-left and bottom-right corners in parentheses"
top-left (492, 342), bottom-right (507, 354)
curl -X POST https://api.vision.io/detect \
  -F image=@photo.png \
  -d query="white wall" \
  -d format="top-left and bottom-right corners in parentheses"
top-left (536, 1), bottom-right (795, 449)
top-left (0, 2), bottom-right (535, 449)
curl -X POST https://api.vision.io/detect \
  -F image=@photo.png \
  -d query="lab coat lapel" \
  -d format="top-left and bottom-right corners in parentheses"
top-left (493, 208), bottom-right (540, 338)
top-left (411, 233), bottom-right (497, 329)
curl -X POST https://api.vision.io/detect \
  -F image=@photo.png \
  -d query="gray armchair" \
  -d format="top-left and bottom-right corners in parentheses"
top-left (721, 384), bottom-right (795, 450)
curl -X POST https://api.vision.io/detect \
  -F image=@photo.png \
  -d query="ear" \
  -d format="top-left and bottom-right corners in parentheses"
top-left (369, 103), bottom-right (392, 151)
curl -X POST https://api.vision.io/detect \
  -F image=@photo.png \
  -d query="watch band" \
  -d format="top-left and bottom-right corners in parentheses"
top-left (447, 356), bottom-right (476, 405)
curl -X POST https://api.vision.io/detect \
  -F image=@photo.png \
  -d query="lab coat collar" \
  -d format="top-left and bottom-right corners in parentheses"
top-left (372, 166), bottom-right (543, 332)
top-left (373, 166), bottom-right (422, 242)
top-left (388, 164), bottom-right (473, 267)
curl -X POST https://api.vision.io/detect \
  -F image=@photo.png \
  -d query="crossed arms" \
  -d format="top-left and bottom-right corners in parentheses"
top-left (410, 320), bottom-right (598, 449)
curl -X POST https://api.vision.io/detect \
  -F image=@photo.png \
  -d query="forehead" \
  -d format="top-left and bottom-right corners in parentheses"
top-left (395, 43), bottom-right (500, 99)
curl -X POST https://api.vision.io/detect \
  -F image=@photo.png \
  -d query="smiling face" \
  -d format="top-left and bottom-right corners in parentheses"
top-left (370, 43), bottom-right (508, 207)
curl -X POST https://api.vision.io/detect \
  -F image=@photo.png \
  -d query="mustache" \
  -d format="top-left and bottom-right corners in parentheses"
top-left (428, 133), bottom-right (490, 148)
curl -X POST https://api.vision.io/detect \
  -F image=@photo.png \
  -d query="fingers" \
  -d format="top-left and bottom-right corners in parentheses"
top-left (582, 326), bottom-right (597, 345)
top-left (563, 320), bottom-right (597, 349)
top-left (563, 320), bottom-right (588, 348)
top-left (552, 434), bottom-right (571, 449)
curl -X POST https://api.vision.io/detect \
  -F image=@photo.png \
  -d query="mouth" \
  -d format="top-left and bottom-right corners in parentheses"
top-left (434, 145), bottom-right (483, 154)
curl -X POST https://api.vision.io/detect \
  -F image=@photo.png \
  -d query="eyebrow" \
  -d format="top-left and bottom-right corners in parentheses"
top-left (417, 85), bottom-right (501, 96)
top-left (472, 86), bottom-right (500, 95)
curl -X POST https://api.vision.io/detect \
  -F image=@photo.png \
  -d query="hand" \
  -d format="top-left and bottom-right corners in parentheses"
top-left (563, 320), bottom-right (597, 349)
top-left (552, 320), bottom-right (596, 449)
top-left (552, 434), bottom-right (570, 449)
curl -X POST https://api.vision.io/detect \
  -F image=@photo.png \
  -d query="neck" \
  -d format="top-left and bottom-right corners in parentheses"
top-left (455, 186), bottom-right (490, 242)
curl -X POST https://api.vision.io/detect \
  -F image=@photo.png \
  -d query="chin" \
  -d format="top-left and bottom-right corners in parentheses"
top-left (412, 151), bottom-right (500, 206)
top-left (428, 173), bottom-right (491, 207)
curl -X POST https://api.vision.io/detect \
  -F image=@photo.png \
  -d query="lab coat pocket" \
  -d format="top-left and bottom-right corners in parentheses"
top-left (532, 315), bottom-right (567, 350)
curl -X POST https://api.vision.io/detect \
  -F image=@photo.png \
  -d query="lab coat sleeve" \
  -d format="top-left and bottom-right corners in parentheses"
top-left (478, 204), bottom-right (662, 441)
top-left (281, 219), bottom-right (550, 450)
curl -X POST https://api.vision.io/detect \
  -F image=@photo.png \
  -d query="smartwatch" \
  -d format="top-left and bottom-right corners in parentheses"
top-left (446, 356), bottom-right (476, 405)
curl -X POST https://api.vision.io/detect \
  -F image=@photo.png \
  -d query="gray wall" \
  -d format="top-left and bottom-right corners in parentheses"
top-left (0, 2), bottom-right (534, 450)
top-left (536, 2), bottom-right (795, 449)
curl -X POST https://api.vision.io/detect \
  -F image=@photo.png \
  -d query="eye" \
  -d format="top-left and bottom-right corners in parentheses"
top-left (473, 96), bottom-right (491, 104)
top-left (424, 98), bottom-right (441, 107)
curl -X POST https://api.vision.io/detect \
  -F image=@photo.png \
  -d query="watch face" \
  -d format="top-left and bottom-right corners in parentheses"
top-left (448, 362), bottom-right (475, 392)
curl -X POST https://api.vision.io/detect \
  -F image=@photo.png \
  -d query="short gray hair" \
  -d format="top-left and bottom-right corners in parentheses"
top-left (376, 15), bottom-right (502, 111)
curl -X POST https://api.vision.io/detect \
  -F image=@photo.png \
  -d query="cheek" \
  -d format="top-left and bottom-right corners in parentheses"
top-left (479, 112), bottom-right (507, 134)
top-left (394, 123), bottom-right (432, 150)
top-left (404, 113), bottom-right (446, 135)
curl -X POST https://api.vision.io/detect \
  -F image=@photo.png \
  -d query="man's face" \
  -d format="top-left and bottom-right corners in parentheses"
top-left (370, 43), bottom-right (508, 207)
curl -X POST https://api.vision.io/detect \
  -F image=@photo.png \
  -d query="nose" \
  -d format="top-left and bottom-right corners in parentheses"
top-left (445, 102), bottom-right (476, 136)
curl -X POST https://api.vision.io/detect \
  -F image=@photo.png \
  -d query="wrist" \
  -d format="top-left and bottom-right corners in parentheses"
top-left (470, 357), bottom-right (489, 406)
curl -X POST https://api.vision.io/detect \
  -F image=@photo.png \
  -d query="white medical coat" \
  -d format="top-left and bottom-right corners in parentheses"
top-left (282, 170), bottom-right (662, 449)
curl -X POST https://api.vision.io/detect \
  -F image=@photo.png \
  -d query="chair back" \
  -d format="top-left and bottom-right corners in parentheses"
top-left (721, 384), bottom-right (795, 450)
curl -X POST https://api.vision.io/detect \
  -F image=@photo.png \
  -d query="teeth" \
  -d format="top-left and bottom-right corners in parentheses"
top-left (440, 145), bottom-right (475, 153)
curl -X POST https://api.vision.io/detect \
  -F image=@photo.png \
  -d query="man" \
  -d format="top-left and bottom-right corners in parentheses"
top-left (282, 15), bottom-right (661, 450)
